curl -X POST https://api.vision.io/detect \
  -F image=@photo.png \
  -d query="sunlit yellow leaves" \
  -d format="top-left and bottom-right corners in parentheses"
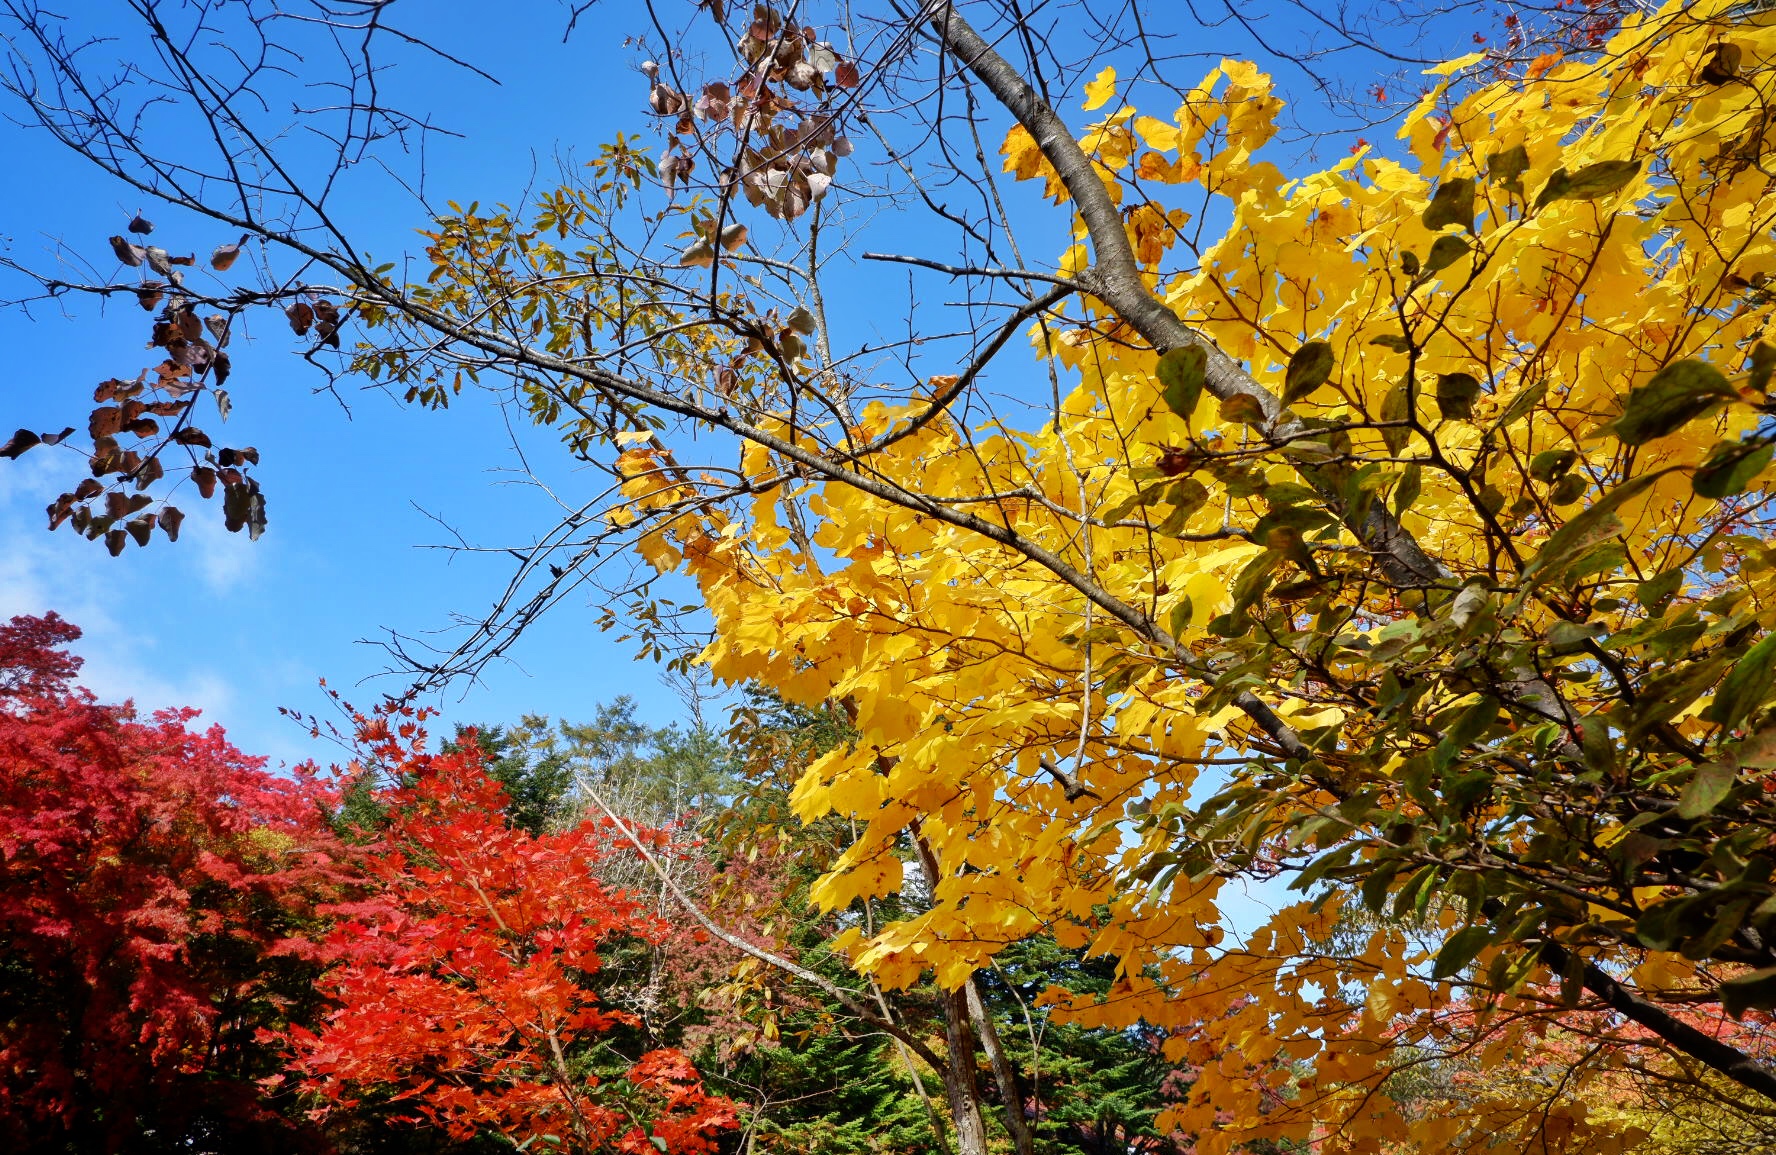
top-left (1081, 65), bottom-right (1116, 111)
top-left (573, 3), bottom-right (1776, 1153)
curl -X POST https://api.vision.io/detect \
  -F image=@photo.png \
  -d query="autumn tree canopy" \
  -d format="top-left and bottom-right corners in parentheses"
top-left (8, 0), bottom-right (1776, 1152)
top-left (0, 613), bottom-right (346, 1152)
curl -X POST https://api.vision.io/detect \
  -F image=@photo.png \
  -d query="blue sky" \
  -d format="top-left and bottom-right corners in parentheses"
top-left (0, 1), bottom-right (1479, 770)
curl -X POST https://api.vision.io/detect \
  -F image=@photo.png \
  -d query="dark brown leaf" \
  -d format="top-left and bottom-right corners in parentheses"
top-left (133, 455), bottom-right (164, 490)
top-left (135, 285), bottom-right (164, 312)
top-left (286, 302), bottom-right (314, 336)
top-left (127, 213), bottom-right (154, 235)
top-left (126, 515), bottom-right (156, 547)
top-left (160, 505), bottom-right (185, 542)
top-left (192, 466), bottom-right (218, 499)
top-left (105, 528), bottom-right (126, 557)
top-left (167, 253), bottom-right (195, 267)
top-left (74, 479), bottom-right (103, 500)
top-left (125, 418), bottom-right (159, 438)
top-left (39, 426), bottom-right (74, 446)
top-left (1700, 42), bottom-right (1743, 86)
top-left (46, 494), bottom-right (74, 531)
top-left (171, 427), bottom-right (212, 448)
top-left (2, 429), bottom-right (41, 459)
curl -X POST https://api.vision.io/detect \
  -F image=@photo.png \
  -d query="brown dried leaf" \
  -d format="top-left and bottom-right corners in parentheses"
top-left (133, 455), bottom-right (164, 490)
top-left (126, 515), bottom-right (155, 547)
top-left (89, 407), bottom-right (123, 439)
top-left (286, 302), bottom-right (314, 336)
top-left (160, 505), bottom-right (185, 542)
top-left (136, 285), bottom-right (164, 312)
top-left (90, 438), bottom-right (122, 476)
top-left (1, 429), bottom-right (41, 459)
top-left (127, 213), bottom-right (154, 236)
top-left (144, 247), bottom-right (172, 276)
top-left (40, 426), bottom-right (75, 446)
top-left (834, 60), bottom-right (859, 88)
top-left (74, 479), bottom-right (103, 501)
top-left (210, 240), bottom-right (243, 271)
top-left (105, 528), bottom-right (127, 557)
top-left (167, 253), bottom-right (195, 267)
top-left (46, 494), bottom-right (74, 531)
top-left (172, 427), bottom-right (213, 448)
top-left (192, 466), bottom-right (218, 499)
top-left (109, 236), bottom-right (145, 267)
top-left (125, 417), bottom-right (160, 438)
top-left (177, 309), bottom-right (203, 343)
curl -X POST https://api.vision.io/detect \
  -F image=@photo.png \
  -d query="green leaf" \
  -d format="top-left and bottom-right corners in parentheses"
top-left (1721, 966), bottom-right (1776, 1017)
top-left (1693, 439), bottom-right (1773, 499)
top-left (1612, 359), bottom-right (1734, 446)
top-left (1433, 923), bottom-right (1494, 979)
top-left (1392, 863), bottom-right (1439, 920)
top-left (1435, 372), bottom-right (1481, 421)
top-left (1704, 631), bottom-right (1776, 731)
top-left (1676, 762), bottom-right (1736, 819)
top-left (1524, 469), bottom-right (1668, 586)
top-left (1636, 569), bottom-right (1683, 614)
top-left (1219, 393), bottom-right (1268, 427)
top-left (1380, 382), bottom-right (1411, 453)
top-left (1369, 333), bottom-right (1411, 354)
top-left (1528, 448), bottom-right (1577, 482)
top-left (1361, 858), bottom-right (1404, 913)
top-left (1158, 346), bottom-right (1209, 420)
top-left (1422, 176), bottom-right (1475, 232)
top-left (1750, 342), bottom-right (1776, 395)
top-left (1393, 463), bottom-right (1422, 516)
top-left (1487, 143), bottom-right (1529, 195)
top-left (1423, 233), bottom-right (1471, 274)
top-left (1493, 380), bottom-right (1548, 431)
top-left (1283, 341), bottom-right (1335, 405)
top-left (1548, 619), bottom-right (1604, 652)
top-left (1535, 159), bottom-right (1641, 208)
top-left (1548, 472), bottom-right (1587, 505)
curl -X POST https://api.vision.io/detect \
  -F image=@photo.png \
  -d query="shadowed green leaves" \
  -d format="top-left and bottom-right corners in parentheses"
top-left (1613, 359), bottom-right (1734, 445)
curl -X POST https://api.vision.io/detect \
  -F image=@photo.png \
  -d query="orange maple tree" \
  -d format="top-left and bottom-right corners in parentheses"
top-left (283, 721), bottom-right (737, 1153)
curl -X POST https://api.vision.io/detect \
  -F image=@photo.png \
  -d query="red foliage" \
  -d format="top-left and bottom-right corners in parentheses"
top-left (0, 613), bottom-right (350, 1151)
top-left (285, 725), bottom-right (737, 1153)
top-left (0, 612), bottom-right (83, 702)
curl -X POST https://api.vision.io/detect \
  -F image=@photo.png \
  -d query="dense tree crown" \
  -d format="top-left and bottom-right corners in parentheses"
top-left (0, 614), bottom-right (346, 1151)
top-left (624, 4), bottom-right (1776, 1151)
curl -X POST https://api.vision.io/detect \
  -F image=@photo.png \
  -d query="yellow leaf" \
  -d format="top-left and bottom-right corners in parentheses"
top-left (1082, 65), bottom-right (1116, 111)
